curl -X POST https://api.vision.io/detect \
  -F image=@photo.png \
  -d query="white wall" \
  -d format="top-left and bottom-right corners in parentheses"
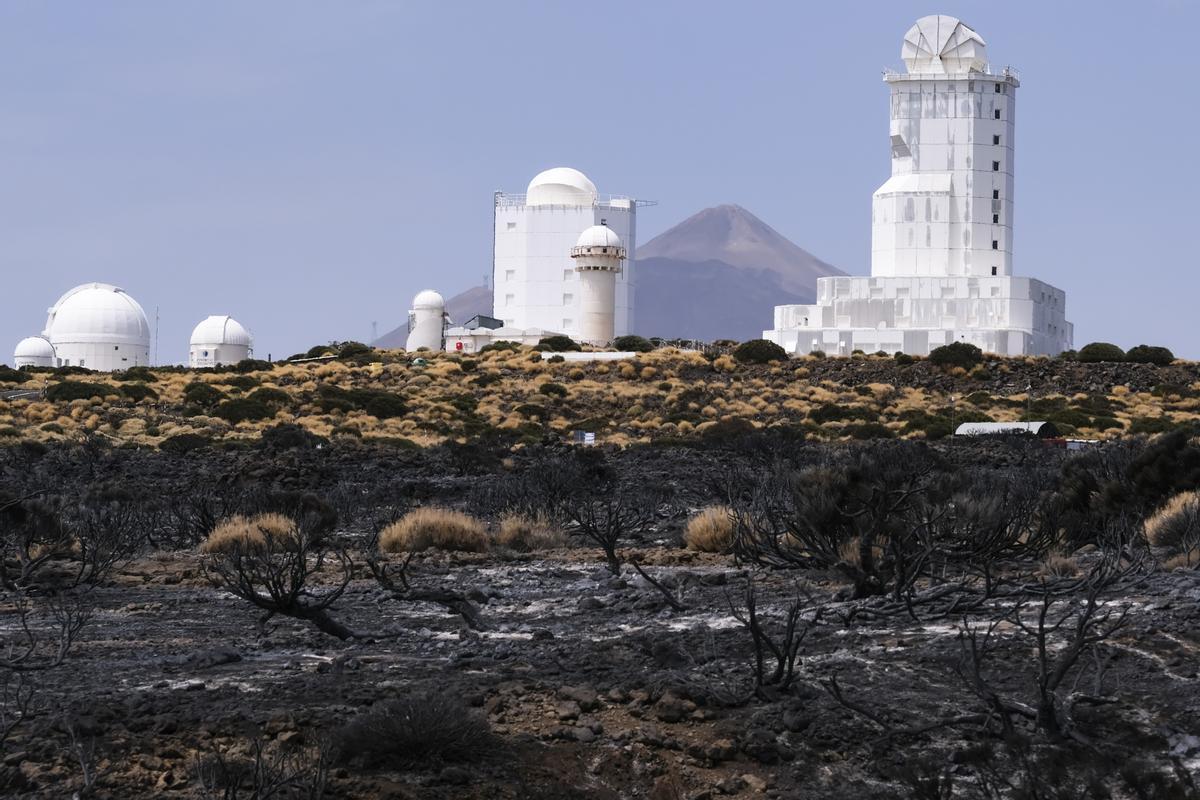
top-left (189, 342), bottom-right (251, 368)
top-left (54, 341), bottom-right (150, 371)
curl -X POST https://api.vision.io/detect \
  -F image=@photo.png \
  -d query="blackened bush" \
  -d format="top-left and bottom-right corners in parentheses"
top-left (613, 335), bottom-right (654, 353)
top-left (233, 358), bottom-right (272, 373)
top-left (333, 694), bottom-right (497, 768)
top-left (120, 383), bottom-right (159, 402)
top-left (733, 339), bottom-right (788, 364)
top-left (810, 403), bottom-right (877, 424)
top-left (844, 422), bottom-right (895, 439)
top-left (114, 366), bottom-right (158, 383)
top-left (44, 381), bottom-right (117, 402)
top-left (364, 392), bottom-right (407, 419)
top-left (260, 423), bottom-right (326, 450)
top-left (1125, 344), bottom-right (1175, 365)
top-left (159, 433), bottom-right (210, 454)
top-left (537, 335), bottom-right (581, 353)
top-left (928, 341), bottom-right (983, 369)
top-left (1077, 342), bottom-right (1125, 363)
top-left (214, 397), bottom-right (274, 424)
top-left (538, 382), bottom-right (568, 398)
top-left (184, 381), bottom-right (226, 407)
top-left (0, 366), bottom-right (30, 384)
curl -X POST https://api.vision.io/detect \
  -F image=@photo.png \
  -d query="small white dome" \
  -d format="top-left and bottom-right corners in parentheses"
top-left (576, 225), bottom-right (623, 249)
top-left (14, 336), bottom-right (55, 360)
top-left (45, 283), bottom-right (151, 347)
top-left (190, 315), bottom-right (252, 347)
top-left (412, 290), bottom-right (445, 310)
top-left (526, 167), bottom-right (598, 207)
top-left (902, 15), bottom-right (988, 74)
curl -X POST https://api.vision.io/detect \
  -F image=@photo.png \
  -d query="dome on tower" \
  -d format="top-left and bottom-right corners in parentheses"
top-left (526, 167), bottom-right (598, 207)
top-left (575, 225), bottom-right (623, 249)
top-left (412, 290), bottom-right (445, 310)
top-left (13, 336), bottom-right (55, 367)
top-left (190, 316), bottom-right (252, 348)
top-left (901, 15), bottom-right (987, 74)
top-left (45, 283), bottom-right (151, 347)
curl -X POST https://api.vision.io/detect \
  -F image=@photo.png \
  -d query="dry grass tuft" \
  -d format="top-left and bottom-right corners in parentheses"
top-left (1145, 491), bottom-right (1200, 556)
top-left (200, 513), bottom-right (298, 554)
top-left (379, 507), bottom-right (489, 553)
top-left (495, 513), bottom-right (567, 552)
top-left (683, 506), bottom-right (734, 553)
top-left (1039, 552), bottom-right (1080, 578)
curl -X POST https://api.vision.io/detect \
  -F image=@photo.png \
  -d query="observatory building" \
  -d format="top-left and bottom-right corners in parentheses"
top-left (20, 283), bottom-right (153, 371)
top-left (764, 15), bottom-right (1072, 357)
top-left (189, 315), bottom-right (253, 368)
top-left (405, 290), bottom-right (446, 352)
top-left (493, 168), bottom-right (648, 340)
top-left (570, 224), bottom-right (626, 345)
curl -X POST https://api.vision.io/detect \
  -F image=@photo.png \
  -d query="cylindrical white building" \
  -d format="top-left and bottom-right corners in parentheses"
top-left (43, 283), bottom-right (151, 371)
top-left (405, 290), bottom-right (445, 351)
top-left (493, 168), bottom-right (641, 339)
top-left (13, 336), bottom-right (56, 368)
top-left (189, 315), bottom-right (253, 368)
top-left (570, 225), bottom-right (625, 345)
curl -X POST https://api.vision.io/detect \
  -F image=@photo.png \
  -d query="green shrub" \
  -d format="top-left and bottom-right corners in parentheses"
top-left (809, 350), bottom-right (826, 359)
top-left (120, 383), bottom-right (159, 402)
top-left (457, 359), bottom-right (477, 372)
top-left (337, 341), bottom-right (372, 358)
top-left (214, 397), bottom-right (274, 424)
top-left (810, 403), bottom-right (876, 424)
top-left (613, 335), bottom-right (654, 353)
top-left (39, 422), bottom-right (64, 434)
top-left (1058, 349), bottom-right (1078, 361)
top-left (159, 433), bottom-right (211, 454)
top-left (247, 387), bottom-right (292, 408)
top-left (471, 373), bottom-right (502, 388)
top-left (538, 382), bottom-right (568, 398)
top-left (1078, 342), bottom-right (1126, 363)
top-left (184, 381), bottom-right (226, 407)
top-left (479, 341), bottom-right (520, 354)
top-left (844, 422), bottom-right (895, 440)
top-left (232, 358), bottom-right (272, 373)
top-left (547, 354), bottom-right (565, 363)
top-left (732, 339), bottom-right (787, 364)
top-left (537, 335), bottom-right (581, 353)
top-left (44, 381), bottom-right (116, 402)
top-left (114, 366), bottom-right (158, 383)
top-left (1126, 345), bottom-right (1175, 366)
top-left (0, 366), bottom-right (29, 384)
top-left (894, 352), bottom-right (915, 365)
top-left (305, 345), bottom-right (334, 358)
top-left (364, 393), bottom-right (407, 419)
top-left (221, 375), bottom-right (261, 390)
top-left (1130, 416), bottom-right (1176, 435)
top-left (928, 342), bottom-right (983, 369)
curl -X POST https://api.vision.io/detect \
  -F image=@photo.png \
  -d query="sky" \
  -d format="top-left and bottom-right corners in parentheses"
top-left (2, 1), bottom-right (1197, 362)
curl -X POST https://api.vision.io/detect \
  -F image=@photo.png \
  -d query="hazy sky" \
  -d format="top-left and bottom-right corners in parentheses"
top-left (2, 2), bottom-right (1196, 362)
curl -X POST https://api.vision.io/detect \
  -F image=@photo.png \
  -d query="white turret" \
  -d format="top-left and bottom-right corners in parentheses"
top-left (570, 225), bottom-right (625, 345)
top-left (13, 336), bottom-right (55, 368)
top-left (406, 290), bottom-right (445, 352)
top-left (189, 316), bottom-right (253, 368)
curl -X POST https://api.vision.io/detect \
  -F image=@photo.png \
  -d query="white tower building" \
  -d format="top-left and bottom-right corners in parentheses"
top-left (43, 283), bottom-right (152, 370)
top-left (570, 225), bottom-right (626, 345)
top-left (189, 315), bottom-right (253, 368)
top-left (405, 290), bottom-right (445, 352)
top-left (493, 168), bottom-right (646, 340)
top-left (13, 336), bottom-right (55, 368)
top-left (764, 15), bottom-right (1072, 357)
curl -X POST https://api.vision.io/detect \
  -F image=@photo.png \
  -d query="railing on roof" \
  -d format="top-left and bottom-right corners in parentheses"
top-left (883, 63), bottom-right (1019, 81)
top-left (494, 192), bottom-right (657, 209)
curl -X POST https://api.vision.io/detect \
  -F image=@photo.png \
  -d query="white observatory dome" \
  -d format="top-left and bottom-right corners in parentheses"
top-left (13, 336), bottom-right (55, 368)
top-left (412, 290), bottom-right (445, 310)
top-left (575, 225), bottom-right (624, 250)
top-left (189, 315), bottom-right (252, 368)
top-left (44, 283), bottom-right (151, 371)
top-left (901, 15), bottom-right (987, 74)
top-left (526, 167), bottom-right (598, 207)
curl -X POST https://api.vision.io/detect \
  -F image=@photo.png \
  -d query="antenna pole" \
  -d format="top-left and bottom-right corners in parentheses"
top-left (154, 306), bottom-right (160, 366)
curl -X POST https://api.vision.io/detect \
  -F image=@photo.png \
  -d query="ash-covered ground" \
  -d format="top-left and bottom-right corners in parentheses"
top-left (0, 433), bottom-right (1198, 799)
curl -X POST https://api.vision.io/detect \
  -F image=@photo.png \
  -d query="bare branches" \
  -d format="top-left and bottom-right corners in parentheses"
top-left (727, 576), bottom-right (821, 699)
top-left (564, 489), bottom-right (658, 575)
top-left (365, 551), bottom-right (488, 632)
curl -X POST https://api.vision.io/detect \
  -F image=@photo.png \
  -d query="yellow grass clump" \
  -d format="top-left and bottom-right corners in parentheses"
top-left (1145, 491), bottom-right (1200, 562)
top-left (495, 513), bottom-right (567, 552)
top-left (683, 505), bottom-right (735, 553)
top-left (379, 507), bottom-right (489, 553)
top-left (200, 513), bottom-right (299, 554)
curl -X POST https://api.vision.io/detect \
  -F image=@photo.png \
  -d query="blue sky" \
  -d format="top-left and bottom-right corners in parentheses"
top-left (2, 1), bottom-right (1196, 362)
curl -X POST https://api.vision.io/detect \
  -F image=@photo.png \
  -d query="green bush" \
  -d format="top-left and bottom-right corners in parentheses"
top-left (479, 341), bottom-right (520, 354)
top-left (733, 339), bottom-right (788, 364)
top-left (809, 350), bottom-right (826, 359)
top-left (114, 366), bottom-right (158, 383)
top-left (39, 422), bottom-right (64, 434)
top-left (184, 381), bottom-right (226, 407)
top-left (457, 359), bottom-right (477, 373)
top-left (810, 403), bottom-right (877, 424)
top-left (119, 383), bottom-right (159, 402)
top-left (844, 422), bottom-right (895, 440)
top-left (247, 387), bottom-right (292, 408)
top-left (1129, 416), bottom-right (1176, 436)
top-left (336, 341), bottom-right (372, 358)
top-left (538, 382), bottom-right (568, 398)
top-left (547, 354), bottom-right (565, 363)
top-left (0, 366), bottom-right (29, 384)
top-left (928, 341), bottom-right (983, 369)
top-left (613, 335), bottom-right (654, 353)
top-left (159, 433), bottom-right (210, 454)
top-left (233, 358), bottom-right (272, 374)
top-left (1125, 345), bottom-right (1175, 366)
top-left (537, 335), bottom-right (581, 353)
top-left (305, 344), bottom-right (334, 358)
top-left (1077, 342), bottom-right (1126, 363)
top-left (220, 375), bottom-right (261, 390)
top-left (44, 381), bottom-right (116, 402)
top-left (894, 352), bottom-right (916, 365)
top-left (214, 397), bottom-right (274, 424)
top-left (364, 393), bottom-right (407, 419)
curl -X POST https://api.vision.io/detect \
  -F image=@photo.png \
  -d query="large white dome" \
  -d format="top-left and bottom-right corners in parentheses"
top-left (575, 225), bottom-right (623, 250)
top-left (45, 283), bottom-right (151, 346)
top-left (190, 315), bottom-right (252, 347)
top-left (526, 167), bottom-right (598, 207)
top-left (412, 290), bottom-right (445, 310)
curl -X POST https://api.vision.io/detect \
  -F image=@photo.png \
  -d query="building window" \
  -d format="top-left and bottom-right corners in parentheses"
top-left (994, 83), bottom-right (1001, 93)
top-left (504, 269), bottom-right (515, 281)
top-left (506, 222), bottom-right (516, 230)
top-left (563, 293), bottom-right (574, 305)
top-left (993, 214), bottom-right (999, 223)
top-left (994, 109), bottom-right (1001, 119)
top-left (504, 293), bottom-right (515, 305)
top-left (992, 240), bottom-right (999, 250)
top-left (993, 134), bottom-right (1000, 145)
top-left (992, 161), bottom-right (1000, 171)
top-left (562, 319), bottom-right (573, 329)
top-left (991, 266), bottom-right (997, 276)
top-left (992, 190), bottom-right (1000, 199)
top-left (563, 269), bottom-right (573, 280)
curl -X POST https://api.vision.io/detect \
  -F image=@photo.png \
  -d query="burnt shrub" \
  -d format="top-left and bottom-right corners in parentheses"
top-left (810, 403), bottom-right (877, 424)
top-left (44, 381), bottom-right (116, 402)
top-left (1077, 342), bottom-right (1125, 363)
top-left (613, 335), bottom-right (654, 353)
top-left (844, 422), bottom-right (895, 440)
top-left (159, 433), bottom-right (210, 454)
top-left (1125, 344), bottom-right (1175, 365)
top-left (119, 383), bottom-right (159, 402)
top-left (538, 382), bottom-right (568, 398)
top-left (214, 397), bottom-right (274, 424)
top-left (184, 381), bottom-right (226, 407)
top-left (260, 423), bottom-right (326, 450)
top-left (928, 341), bottom-right (983, 369)
top-left (537, 335), bottom-right (581, 353)
top-left (333, 693), bottom-right (497, 768)
top-left (364, 392), bottom-right (407, 419)
top-left (733, 339), bottom-right (788, 364)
